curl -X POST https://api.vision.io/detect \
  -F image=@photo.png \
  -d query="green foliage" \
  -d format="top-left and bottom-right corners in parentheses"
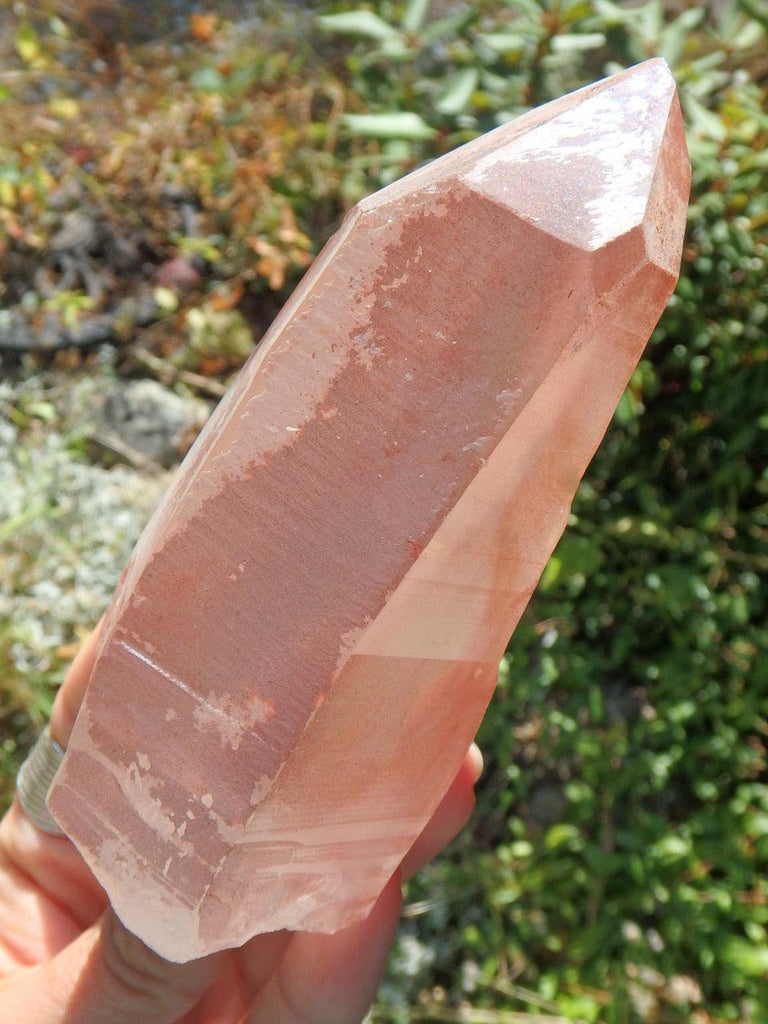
top-left (316, 1), bottom-right (768, 1020)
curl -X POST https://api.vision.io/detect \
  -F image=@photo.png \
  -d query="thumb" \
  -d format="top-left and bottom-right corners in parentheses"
top-left (0, 908), bottom-right (221, 1024)
top-left (3, 624), bottom-right (227, 1022)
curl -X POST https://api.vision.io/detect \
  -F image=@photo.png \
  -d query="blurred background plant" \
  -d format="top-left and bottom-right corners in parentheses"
top-left (0, 0), bottom-right (766, 1021)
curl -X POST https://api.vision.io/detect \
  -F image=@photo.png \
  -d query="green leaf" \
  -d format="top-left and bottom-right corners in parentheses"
top-left (510, 840), bottom-right (534, 858)
top-left (636, 0), bottom-right (665, 43)
top-left (477, 31), bottom-right (527, 54)
top-left (545, 823), bottom-right (581, 850)
top-left (401, 0), bottom-right (431, 34)
top-left (684, 94), bottom-right (727, 141)
top-left (737, 0), bottom-right (768, 32)
top-left (653, 834), bottom-right (691, 861)
top-left (561, 0), bottom-right (595, 24)
top-left (732, 17), bottom-right (765, 49)
top-left (550, 32), bottom-right (606, 52)
top-left (592, 0), bottom-right (635, 25)
top-left (435, 69), bottom-right (478, 116)
top-left (721, 937), bottom-right (768, 977)
top-left (316, 11), bottom-right (403, 43)
top-left (420, 9), bottom-right (478, 42)
top-left (25, 401), bottom-right (56, 423)
top-left (177, 236), bottom-right (223, 263)
top-left (539, 556), bottom-right (562, 591)
top-left (15, 23), bottom-right (41, 64)
top-left (553, 534), bottom-right (605, 580)
top-left (614, 388), bottom-right (640, 425)
top-left (49, 15), bottom-right (71, 39)
top-left (659, 7), bottom-right (706, 64)
top-left (342, 112), bottom-right (436, 141)
top-left (653, 564), bottom-right (695, 618)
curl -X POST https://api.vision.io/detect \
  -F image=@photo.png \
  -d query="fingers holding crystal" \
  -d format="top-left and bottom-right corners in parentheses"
top-left (246, 873), bottom-right (402, 1024)
top-left (401, 742), bottom-right (483, 881)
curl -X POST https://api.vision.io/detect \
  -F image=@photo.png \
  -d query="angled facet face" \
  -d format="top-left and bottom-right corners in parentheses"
top-left (47, 59), bottom-right (690, 962)
top-left (462, 60), bottom-right (676, 251)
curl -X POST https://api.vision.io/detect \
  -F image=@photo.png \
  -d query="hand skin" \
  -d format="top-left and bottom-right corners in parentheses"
top-left (0, 626), bottom-right (483, 1023)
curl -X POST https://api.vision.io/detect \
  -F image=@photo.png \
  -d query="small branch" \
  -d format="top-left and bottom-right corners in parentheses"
top-left (131, 347), bottom-right (228, 398)
top-left (86, 428), bottom-right (166, 475)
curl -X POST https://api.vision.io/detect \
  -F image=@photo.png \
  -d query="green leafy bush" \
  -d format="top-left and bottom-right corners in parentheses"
top-left (315, 2), bottom-right (768, 1020)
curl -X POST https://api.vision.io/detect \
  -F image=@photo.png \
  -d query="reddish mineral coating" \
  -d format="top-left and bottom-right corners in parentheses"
top-left (48, 59), bottom-right (690, 961)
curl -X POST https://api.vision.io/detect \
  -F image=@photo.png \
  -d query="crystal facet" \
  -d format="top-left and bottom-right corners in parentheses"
top-left (48, 59), bottom-right (690, 962)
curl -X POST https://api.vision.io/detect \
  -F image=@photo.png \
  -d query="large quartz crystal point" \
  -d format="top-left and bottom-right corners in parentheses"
top-left (48, 58), bottom-right (689, 961)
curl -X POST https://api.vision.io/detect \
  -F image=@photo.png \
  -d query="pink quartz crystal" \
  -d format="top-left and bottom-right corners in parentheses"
top-left (48, 59), bottom-right (690, 961)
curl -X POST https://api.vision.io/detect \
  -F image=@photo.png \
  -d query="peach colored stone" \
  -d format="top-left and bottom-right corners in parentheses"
top-left (48, 59), bottom-right (689, 961)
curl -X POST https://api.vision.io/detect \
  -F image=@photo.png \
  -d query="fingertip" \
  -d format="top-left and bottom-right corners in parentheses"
top-left (50, 619), bottom-right (104, 747)
top-left (400, 752), bottom-right (478, 881)
top-left (467, 742), bottom-right (484, 784)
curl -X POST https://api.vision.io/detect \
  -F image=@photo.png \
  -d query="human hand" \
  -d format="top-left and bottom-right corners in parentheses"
top-left (0, 625), bottom-right (482, 1023)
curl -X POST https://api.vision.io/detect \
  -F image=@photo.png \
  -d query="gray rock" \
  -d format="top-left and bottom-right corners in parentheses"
top-left (66, 315), bottom-right (114, 347)
top-left (50, 211), bottom-right (99, 253)
top-left (135, 290), bottom-right (161, 326)
top-left (0, 309), bottom-right (34, 350)
top-left (602, 680), bottom-right (646, 725)
top-left (101, 379), bottom-right (209, 467)
top-left (528, 782), bottom-right (568, 827)
top-left (37, 312), bottom-right (68, 349)
top-left (104, 230), bottom-right (144, 273)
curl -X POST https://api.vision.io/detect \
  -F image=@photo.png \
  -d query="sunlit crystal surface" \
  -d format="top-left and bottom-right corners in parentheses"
top-left (48, 59), bottom-right (690, 962)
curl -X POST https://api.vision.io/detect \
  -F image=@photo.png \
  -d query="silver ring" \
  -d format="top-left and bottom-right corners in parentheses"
top-left (16, 727), bottom-right (66, 835)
